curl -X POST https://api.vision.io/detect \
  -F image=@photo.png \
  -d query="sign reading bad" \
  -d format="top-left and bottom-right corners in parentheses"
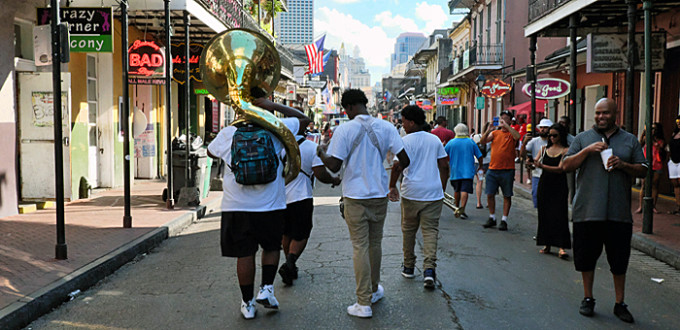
top-left (38, 7), bottom-right (113, 53)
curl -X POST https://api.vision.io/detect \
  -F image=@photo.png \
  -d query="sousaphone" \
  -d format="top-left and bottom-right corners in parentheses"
top-left (200, 29), bottom-right (300, 184)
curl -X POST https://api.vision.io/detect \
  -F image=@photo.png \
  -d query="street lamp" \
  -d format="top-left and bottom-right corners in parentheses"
top-left (475, 74), bottom-right (486, 135)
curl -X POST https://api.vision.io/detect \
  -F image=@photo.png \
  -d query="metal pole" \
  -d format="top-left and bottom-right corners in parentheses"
top-left (569, 14), bottom-right (577, 136)
top-left (642, 0), bottom-right (653, 234)
top-left (272, 0), bottom-right (276, 39)
top-left (184, 11), bottom-right (191, 187)
top-left (122, 0), bottom-right (132, 228)
top-left (51, 0), bottom-right (67, 260)
top-left (164, 0), bottom-right (174, 209)
top-left (625, 0), bottom-right (637, 134)
top-left (529, 35), bottom-right (537, 137)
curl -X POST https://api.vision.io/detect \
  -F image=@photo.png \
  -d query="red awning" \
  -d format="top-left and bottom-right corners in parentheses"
top-left (508, 100), bottom-right (548, 116)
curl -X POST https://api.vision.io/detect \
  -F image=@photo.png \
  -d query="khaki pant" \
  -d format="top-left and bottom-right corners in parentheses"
top-left (343, 197), bottom-right (388, 306)
top-left (401, 198), bottom-right (443, 270)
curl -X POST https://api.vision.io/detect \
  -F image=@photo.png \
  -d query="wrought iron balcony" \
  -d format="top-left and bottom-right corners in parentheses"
top-left (469, 44), bottom-right (503, 66)
top-left (528, 0), bottom-right (571, 23)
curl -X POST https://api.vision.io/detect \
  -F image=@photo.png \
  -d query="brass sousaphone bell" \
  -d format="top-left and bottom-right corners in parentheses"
top-left (200, 29), bottom-right (300, 184)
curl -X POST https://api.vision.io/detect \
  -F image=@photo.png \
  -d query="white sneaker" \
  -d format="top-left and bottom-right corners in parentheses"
top-left (347, 303), bottom-right (372, 318)
top-left (371, 284), bottom-right (384, 304)
top-left (240, 298), bottom-right (257, 319)
top-left (255, 284), bottom-right (279, 309)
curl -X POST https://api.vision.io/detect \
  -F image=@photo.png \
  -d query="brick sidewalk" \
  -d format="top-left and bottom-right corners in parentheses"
top-left (0, 180), bottom-right (221, 326)
top-left (512, 163), bottom-right (680, 268)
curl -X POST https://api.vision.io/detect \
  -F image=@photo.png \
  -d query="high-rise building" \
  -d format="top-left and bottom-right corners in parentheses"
top-left (390, 32), bottom-right (427, 70)
top-left (275, 0), bottom-right (314, 45)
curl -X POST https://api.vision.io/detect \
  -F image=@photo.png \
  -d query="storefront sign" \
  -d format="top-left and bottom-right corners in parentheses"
top-left (480, 79), bottom-right (511, 98)
top-left (307, 80), bottom-right (327, 89)
top-left (38, 7), bottom-right (113, 52)
top-left (437, 87), bottom-right (461, 105)
top-left (128, 40), bottom-right (166, 80)
top-left (586, 33), bottom-right (666, 73)
top-left (286, 85), bottom-right (296, 100)
top-left (194, 88), bottom-right (210, 95)
top-left (128, 77), bottom-right (166, 85)
top-left (416, 99), bottom-right (433, 110)
top-left (171, 43), bottom-right (204, 84)
top-left (212, 99), bottom-right (220, 133)
top-left (476, 96), bottom-right (485, 110)
top-left (521, 78), bottom-right (571, 99)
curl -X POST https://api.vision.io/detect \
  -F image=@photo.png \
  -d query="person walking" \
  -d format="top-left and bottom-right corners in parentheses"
top-left (444, 123), bottom-right (483, 219)
top-left (562, 98), bottom-right (646, 323)
top-left (480, 110), bottom-right (520, 231)
top-left (635, 122), bottom-right (665, 214)
top-left (667, 116), bottom-right (680, 215)
top-left (278, 133), bottom-right (341, 286)
top-left (521, 118), bottom-right (553, 208)
top-left (317, 89), bottom-right (410, 318)
top-left (207, 98), bottom-right (310, 319)
top-left (431, 116), bottom-right (455, 145)
top-left (388, 105), bottom-right (449, 289)
top-left (535, 124), bottom-right (571, 259)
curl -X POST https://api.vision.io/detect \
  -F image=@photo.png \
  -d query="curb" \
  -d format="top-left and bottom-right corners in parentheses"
top-left (0, 198), bottom-right (220, 330)
top-left (513, 182), bottom-right (680, 270)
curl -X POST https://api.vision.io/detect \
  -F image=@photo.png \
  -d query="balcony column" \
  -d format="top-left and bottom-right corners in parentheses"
top-left (643, 0), bottom-right (653, 233)
top-left (569, 14), bottom-right (577, 136)
top-left (529, 35), bottom-right (537, 137)
top-left (625, 0), bottom-right (637, 134)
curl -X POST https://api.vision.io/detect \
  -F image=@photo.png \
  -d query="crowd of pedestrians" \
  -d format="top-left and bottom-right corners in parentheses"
top-left (207, 90), bottom-right (647, 324)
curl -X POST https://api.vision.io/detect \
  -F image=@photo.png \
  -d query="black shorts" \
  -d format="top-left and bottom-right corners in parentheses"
top-left (450, 179), bottom-right (474, 193)
top-left (573, 221), bottom-right (632, 275)
top-left (284, 198), bottom-right (314, 240)
top-left (220, 210), bottom-right (284, 258)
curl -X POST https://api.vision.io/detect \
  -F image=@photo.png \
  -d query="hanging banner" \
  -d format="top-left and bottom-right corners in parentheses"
top-left (38, 7), bottom-right (113, 52)
top-left (128, 40), bottom-right (166, 83)
top-left (171, 42), bottom-right (204, 84)
top-left (480, 79), bottom-right (511, 98)
top-left (521, 78), bottom-right (571, 99)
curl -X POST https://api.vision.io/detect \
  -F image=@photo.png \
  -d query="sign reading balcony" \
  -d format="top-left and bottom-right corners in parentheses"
top-left (171, 43), bottom-right (204, 84)
top-left (586, 33), bottom-right (666, 73)
top-left (37, 7), bottom-right (113, 52)
top-left (480, 79), bottom-right (511, 98)
top-left (128, 40), bottom-right (166, 85)
top-left (522, 78), bottom-right (570, 99)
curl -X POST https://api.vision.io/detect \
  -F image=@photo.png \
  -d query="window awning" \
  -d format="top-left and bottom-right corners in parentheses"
top-left (507, 100), bottom-right (548, 116)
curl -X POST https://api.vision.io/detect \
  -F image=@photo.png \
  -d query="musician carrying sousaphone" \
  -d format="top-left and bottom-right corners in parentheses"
top-left (204, 29), bottom-right (310, 319)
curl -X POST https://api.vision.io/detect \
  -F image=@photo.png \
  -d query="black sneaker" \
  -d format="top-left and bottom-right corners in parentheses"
top-left (423, 268), bottom-right (436, 289)
top-left (482, 218), bottom-right (497, 228)
top-left (579, 297), bottom-right (595, 317)
top-left (292, 265), bottom-right (298, 280)
top-left (614, 302), bottom-right (634, 323)
top-left (498, 221), bottom-right (508, 231)
top-left (401, 266), bottom-right (415, 279)
top-left (278, 263), bottom-right (294, 286)
top-left (460, 213), bottom-right (468, 219)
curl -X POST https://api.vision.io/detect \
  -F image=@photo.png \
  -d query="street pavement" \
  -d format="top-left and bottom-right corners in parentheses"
top-left (26, 183), bottom-right (680, 329)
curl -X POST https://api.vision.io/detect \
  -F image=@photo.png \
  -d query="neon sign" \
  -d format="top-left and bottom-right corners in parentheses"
top-left (128, 40), bottom-right (165, 79)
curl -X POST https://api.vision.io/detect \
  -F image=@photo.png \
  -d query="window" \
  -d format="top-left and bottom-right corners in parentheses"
top-left (496, 0), bottom-right (502, 44)
top-left (478, 11), bottom-right (483, 47)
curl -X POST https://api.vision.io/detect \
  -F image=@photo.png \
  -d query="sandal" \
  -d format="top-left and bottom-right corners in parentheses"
top-left (476, 205), bottom-right (483, 209)
top-left (539, 247), bottom-right (551, 254)
top-left (558, 251), bottom-right (570, 260)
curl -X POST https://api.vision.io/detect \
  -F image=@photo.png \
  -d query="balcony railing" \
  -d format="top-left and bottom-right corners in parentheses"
top-left (469, 44), bottom-right (503, 66)
top-left (528, 0), bottom-right (571, 23)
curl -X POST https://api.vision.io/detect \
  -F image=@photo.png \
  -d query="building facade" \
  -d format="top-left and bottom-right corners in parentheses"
top-left (275, 0), bottom-right (313, 45)
top-left (390, 32), bottom-right (427, 70)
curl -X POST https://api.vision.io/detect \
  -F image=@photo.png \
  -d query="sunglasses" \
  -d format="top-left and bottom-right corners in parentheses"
top-left (548, 134), bottom-right (559, 138)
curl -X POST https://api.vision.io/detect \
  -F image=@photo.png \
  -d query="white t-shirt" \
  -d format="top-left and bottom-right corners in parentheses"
top-left (526, 136), bottom-right (548, 177)
top-left (285, 136), bottom-right (324, 204)
top-left (399, 131), bottom-right (448, 201)
top-left (328, 115), bottom-right (404, 199)
top-left (207, 118), bottom-right (300, 212)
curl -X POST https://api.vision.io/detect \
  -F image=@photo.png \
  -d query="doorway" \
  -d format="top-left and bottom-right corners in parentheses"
top-left (87, 55), bottom-right (100, 187)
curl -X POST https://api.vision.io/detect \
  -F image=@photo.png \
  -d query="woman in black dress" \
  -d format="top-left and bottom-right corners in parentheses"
top-left (535, 124), bottom-right (571, 259)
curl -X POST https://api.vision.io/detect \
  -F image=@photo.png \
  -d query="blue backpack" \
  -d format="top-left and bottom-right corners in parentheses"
top-left (229, 125), bottom-right (279, 185)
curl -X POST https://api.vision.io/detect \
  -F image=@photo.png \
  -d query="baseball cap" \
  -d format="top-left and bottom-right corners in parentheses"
top-left (500, 110), bottom-right (513, 117)
top-left (538, 118), bottom-right (554, 128)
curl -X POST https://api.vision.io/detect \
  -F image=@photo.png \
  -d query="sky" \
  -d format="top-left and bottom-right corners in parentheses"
top-left (314, 0), bottom-right (466, 86)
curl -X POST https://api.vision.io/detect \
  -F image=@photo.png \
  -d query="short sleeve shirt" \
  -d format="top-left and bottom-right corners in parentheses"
top-left (400, 131), bottom-right (448, 201)
top-left (431, 127), bottom-right (455, 145)
top-left (327, 115), bottom-right (404, 199)
top-left (285, 137), bottom-right (324, 204)
top-left (445, 137), bottom-right (483, 180)
top-left (207, 118), bottom-right (300, 212)
top-left (565, 127), bottom-right (647, 223)
top-left (489, 130), bottom-right (517, 170)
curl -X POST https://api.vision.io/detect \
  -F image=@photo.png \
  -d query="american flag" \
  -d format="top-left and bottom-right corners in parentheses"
top-left (305, 35), bottom-right (326, 75)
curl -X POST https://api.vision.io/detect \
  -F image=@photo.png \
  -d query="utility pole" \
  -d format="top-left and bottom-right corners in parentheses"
top-left (121, 0), bottom-right (132, 228)
top-left (642, 0), bottom-right (653, 234)
top-left (51, 0), bottom-right (67, 260)
top-left (164, 0), bottom-right (174, 209)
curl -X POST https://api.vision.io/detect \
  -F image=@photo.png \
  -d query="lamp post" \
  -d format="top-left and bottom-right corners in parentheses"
top-left (475, 74), bottom-right (486, 135)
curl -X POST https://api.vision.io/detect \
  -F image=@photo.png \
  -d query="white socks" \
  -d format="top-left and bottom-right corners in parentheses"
top-left (501, 215), bottom-right (508, 222)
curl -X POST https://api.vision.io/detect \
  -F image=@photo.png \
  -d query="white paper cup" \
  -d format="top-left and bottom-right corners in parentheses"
top-left (601, 148), bottom-right (613, 170)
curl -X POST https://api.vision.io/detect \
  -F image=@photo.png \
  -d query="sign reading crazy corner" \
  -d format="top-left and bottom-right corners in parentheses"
top-left (38, 7), bottom-right (113, 52)
top-left (480, 79), bottom-right (511, 98)
top-left (128, 40), bottom-right (166, 85)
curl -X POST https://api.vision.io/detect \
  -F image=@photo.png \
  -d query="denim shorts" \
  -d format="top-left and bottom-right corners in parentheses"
top-left (485, 169), bottom-right (515, 197)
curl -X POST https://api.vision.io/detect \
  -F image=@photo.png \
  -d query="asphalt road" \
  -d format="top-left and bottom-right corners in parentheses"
top-left (27, 183), bottom-right (680, 329)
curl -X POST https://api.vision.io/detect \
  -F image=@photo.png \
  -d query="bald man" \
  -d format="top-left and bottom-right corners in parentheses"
top-left (562, 98), bottom-right (647, 323)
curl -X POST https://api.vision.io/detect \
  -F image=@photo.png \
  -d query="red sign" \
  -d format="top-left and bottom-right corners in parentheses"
top-left (128, 40), bottom-right (166, 78)
top-left (480, 79), bottom-right (512, 98)
top-left (211, 99), bottom-right (220, 133)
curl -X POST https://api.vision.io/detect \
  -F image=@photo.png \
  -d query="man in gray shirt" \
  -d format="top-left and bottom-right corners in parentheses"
top-left (562, 98), bottom-right (646, 324)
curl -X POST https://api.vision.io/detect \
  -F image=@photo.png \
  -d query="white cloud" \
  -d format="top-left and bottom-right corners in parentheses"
top-left (414, 2), bottom-right (449, 34)
top-left (315, 7), bottom-right (393, 70)
top-left (374, 11), bottom-right (419, 36)
top-left (332, 0), bottom-right (361, 3)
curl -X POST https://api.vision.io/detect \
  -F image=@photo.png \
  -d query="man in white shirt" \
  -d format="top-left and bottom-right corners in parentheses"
top-left (388, 105), bottom-right (449, 289)
top-left (520, 118), bottom-right (553, 208)
top-left (278, 134), bottom-right (341, 286)
top-left (317, 89), bottom-right (410, 318)
top-left (207, 98), bottom-right (309, 320)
